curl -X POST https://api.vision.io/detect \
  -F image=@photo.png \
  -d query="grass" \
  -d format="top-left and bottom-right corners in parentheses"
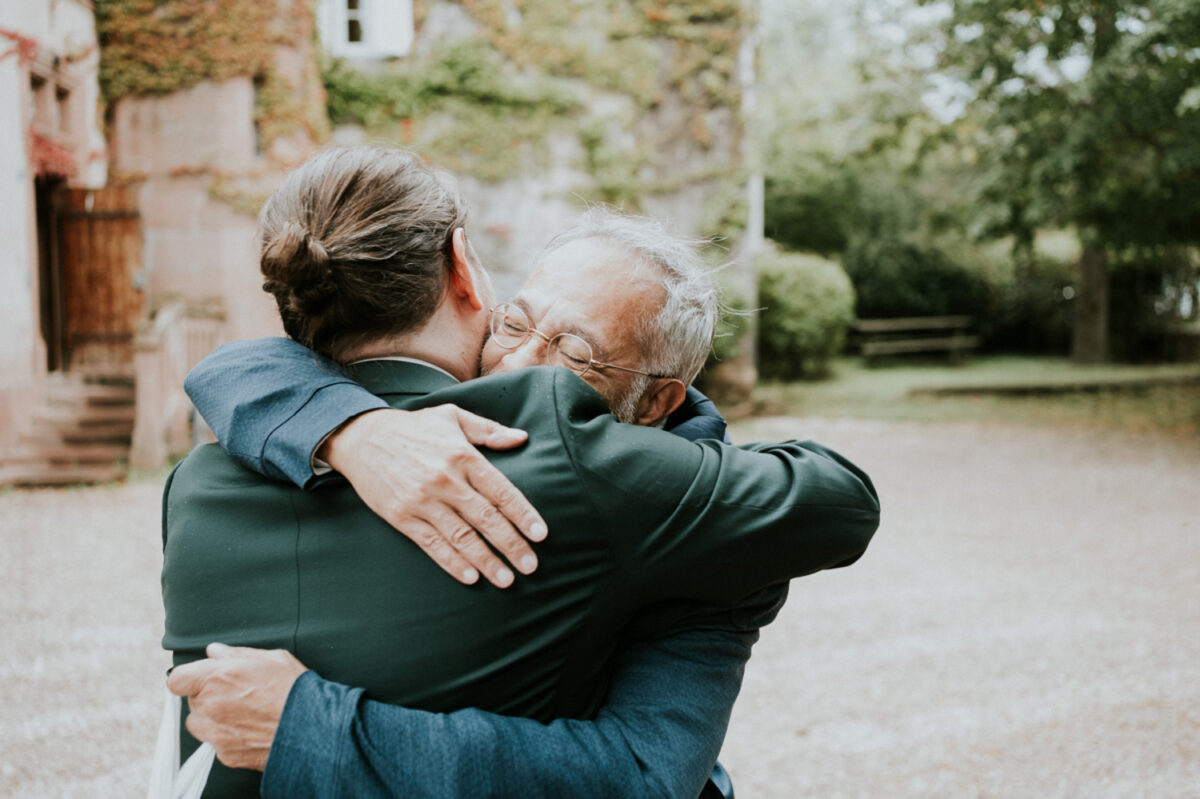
top-left (753, 356), bottom-right (1200, 438)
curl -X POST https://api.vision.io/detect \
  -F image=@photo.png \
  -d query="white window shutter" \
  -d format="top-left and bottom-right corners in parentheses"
top-left (317, 0), bottom-right (413, 59)
top-left (367, 0), bottom-right (414, 58)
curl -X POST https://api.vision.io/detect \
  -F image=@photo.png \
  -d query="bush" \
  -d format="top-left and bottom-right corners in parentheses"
top-left (842, 239), bottom-right (990, 320)
top-left (985, 255), bottom-right (1074, 355)
top-left (1108, 249), bottom-right (1200, 362)
top-left (764, 175), bottom-right (850, 256)
top-left (757, 249), bottom-right (856, 379)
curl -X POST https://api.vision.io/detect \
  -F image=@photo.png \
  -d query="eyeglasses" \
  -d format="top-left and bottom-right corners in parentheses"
top-left (489, 303), bottom-right (669, 379)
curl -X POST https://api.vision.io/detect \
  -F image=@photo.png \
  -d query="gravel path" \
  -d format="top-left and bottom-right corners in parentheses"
top-left (0, 419), bottom-right (1196, 798)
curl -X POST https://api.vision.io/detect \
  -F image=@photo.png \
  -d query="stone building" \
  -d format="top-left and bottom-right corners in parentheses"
top-left (0, 0), bottom-right (758, 484)
top-left (0, 0), bottom-right (320, 484)
top-left (0, 0), bottom-right (119, 483)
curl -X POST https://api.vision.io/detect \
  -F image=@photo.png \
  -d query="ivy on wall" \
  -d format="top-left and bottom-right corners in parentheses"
top-left (323, 0), bottom-right (750, 238)
top-left (95, 0), bottom-right (750, 234)
top-left (458, 0), bottom-right (743, 110)
top-left (96, 0), bottom-right (328, 152)
top-left (322, 39), bottom-right (579, 182)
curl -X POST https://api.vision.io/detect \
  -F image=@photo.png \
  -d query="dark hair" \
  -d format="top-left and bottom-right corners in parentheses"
top-left (259, 146), bottom-right (467, 361)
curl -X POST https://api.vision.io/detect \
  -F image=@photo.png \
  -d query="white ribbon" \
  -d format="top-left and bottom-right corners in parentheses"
top-left (147, 687), bottom-right (216, 799)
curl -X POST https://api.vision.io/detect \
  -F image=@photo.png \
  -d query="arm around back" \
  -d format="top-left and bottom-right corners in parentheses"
top-left (261, 597), bottom-right (776, 799)
top-left (549, 369), bottom-right (880, 604)
top-left (184, 338), bottom-right (385, 488)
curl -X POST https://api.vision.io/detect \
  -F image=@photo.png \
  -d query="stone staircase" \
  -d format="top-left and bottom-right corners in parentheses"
top-left (0, 372), bottom-right (135, 487)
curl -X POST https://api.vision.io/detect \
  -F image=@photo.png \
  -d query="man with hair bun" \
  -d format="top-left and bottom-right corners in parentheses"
top-left (163, 146), bottom-right (879, 799)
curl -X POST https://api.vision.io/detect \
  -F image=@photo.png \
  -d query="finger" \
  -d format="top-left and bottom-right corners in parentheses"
top-left (451, 408), bottom-right (529, 450)
top-left (184, 708), bottom-right (214, 742)
top-left (403, 517), bottom-right (482, 586)
top-left (167, 659), bottom-right (223, 697)
top-left (466, 458), bottom-right (548, 543)
top-left (206, 642), bottom-right (276, 661)
top-left (423, 506), bottom-right (515, 588)
top-left (454, 491), bottom-right (539, 576)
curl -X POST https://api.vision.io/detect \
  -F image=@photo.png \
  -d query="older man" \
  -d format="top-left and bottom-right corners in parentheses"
top-left (170, 204), bottom-right (879, 798)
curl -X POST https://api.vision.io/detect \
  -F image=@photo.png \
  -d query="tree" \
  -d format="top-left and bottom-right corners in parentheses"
top-left (921, 0), bottom-right (1200, 362)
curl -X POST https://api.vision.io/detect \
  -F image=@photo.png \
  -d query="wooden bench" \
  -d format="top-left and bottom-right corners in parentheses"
top-left (854, 316), bottom-right (981, 363)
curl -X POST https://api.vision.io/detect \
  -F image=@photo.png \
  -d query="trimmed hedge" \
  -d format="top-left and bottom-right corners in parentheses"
top-left (757, 249), bottom-right (856, 379)
top-left (842, 239), bottom-right (990, 320)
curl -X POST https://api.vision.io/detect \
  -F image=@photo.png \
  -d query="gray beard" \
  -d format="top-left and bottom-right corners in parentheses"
top-left (611, 373), bottom-right (654, 425)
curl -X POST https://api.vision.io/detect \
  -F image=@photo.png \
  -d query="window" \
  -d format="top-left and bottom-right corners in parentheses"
top-left (347, 0), bottom-right (363, 43)
top-left (318, 0), bottom-right (414, 59)
top-left (30, 75), bottom-right (53, 133)
top-left (56, 86), bottom-right (72, 137)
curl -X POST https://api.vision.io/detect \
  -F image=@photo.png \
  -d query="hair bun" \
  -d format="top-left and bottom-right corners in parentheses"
top-left (261, 221), bottom-right (335, 309)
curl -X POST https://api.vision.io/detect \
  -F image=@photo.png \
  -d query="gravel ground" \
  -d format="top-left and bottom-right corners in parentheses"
top-left (0, 418), bottom-right (1196, 798)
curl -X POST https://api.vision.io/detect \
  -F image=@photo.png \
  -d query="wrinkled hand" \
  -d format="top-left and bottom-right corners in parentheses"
top-left (166, 643), bottom-right (307, 772)
top-left (319, 405), bottom-right (548, 588)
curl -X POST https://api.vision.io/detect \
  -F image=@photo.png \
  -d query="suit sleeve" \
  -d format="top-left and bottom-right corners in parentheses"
top-left (183, 338), bottom-right (387, 488)
top-left (553, 371), bottom-right (881, 603)
top-left (259, 588), bottom-right (788, 799)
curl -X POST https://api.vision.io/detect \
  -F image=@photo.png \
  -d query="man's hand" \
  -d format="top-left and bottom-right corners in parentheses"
top-left (166, 643), bottom-right (308, 772)
top-left (320, 405), bottom-right (548, 589)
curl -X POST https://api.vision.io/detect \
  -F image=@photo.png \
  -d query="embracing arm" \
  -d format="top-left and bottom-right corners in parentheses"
top-left (184, 338), bottom-right (384, 488)
top-left (184, 338), bottom-right (546, 588)
top-left (168, 588), bottom-right (787, 799)
top-left (551, 371), bottom-right (881, 603)
top-left (262, 589), bottom-right (784, 799)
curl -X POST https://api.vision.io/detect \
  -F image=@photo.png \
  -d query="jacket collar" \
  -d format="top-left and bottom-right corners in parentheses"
top-left (347, 358), bottom-right (460, 398)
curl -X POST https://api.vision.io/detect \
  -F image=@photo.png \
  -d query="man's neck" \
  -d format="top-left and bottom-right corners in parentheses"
top-left (340, 306), bottom-right (483, 383)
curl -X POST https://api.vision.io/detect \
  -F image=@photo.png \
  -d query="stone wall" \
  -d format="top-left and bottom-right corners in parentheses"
top-left (326, 0), bottom-right (754, 302)
top-left (0, 0), bottom-right (106, 438)
top-left (0, 50), bottom-right (40, 437)
top-left (110, 78), bottom-right (281, 342)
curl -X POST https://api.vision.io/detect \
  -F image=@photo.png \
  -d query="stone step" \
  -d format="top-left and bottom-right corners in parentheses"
top-left (63, 368), bottom-right (135, 383)
top-left (21, 420), bottom-right (134, 444)
top-left (32, 404), bottom-right (136, 426)
top-left (3, 443), bottom-right (130, 464)
top-left (0, 463), bottom-right (127, 487)
top-left (44, 382), bottom-right (136, 405)
top-left (0, 372), bottom-right (135, 486)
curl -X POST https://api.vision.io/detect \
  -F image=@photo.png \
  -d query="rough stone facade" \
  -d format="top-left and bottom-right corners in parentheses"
top-left (0, 0), bottom-right (106, 437)
top-left (109, 78), bottom-right (280, 342)
top-left (0, 0), bottom-right (757, 460)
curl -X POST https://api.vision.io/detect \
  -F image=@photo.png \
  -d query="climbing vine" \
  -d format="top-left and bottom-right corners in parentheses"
top-left (455, 0), bottom-right (747, 238)
top-left (96, 0), bottom-right (749, 230)
top-left (454, 0), bottom-right (744, 112)
top-left (322, 38), bottom-right (579, 181)
top-left (321, 0), bottom-right (749, 227)
top-left (96, 0), bottom-right (327, 151)
top-left (0, 27), bottom-right (40, 65)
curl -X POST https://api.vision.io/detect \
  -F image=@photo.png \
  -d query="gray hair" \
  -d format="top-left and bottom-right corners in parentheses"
top-left (542, 207), bottom-right (719, 393)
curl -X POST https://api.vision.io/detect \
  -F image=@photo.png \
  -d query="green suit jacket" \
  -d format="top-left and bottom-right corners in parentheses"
top-left (162, 361), bottom-right (880, 796)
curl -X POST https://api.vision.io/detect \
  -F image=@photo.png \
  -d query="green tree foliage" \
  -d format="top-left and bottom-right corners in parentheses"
top-left (843, 238), bottom-right (989, 319)
top-left (757, 249), bottom-right (857, 378)
top-left (758, 1), bottom-right (1000, 340)
top-left (920, 0), bottom-right (1200, 361)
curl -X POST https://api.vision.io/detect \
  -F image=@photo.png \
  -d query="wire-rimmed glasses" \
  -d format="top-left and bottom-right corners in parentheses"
top-left (489, 303), bottom-right (668, 379)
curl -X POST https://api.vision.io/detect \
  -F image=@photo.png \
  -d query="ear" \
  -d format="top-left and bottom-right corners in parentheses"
top-left (447, 228), bottom-right (486, 311)
top-left (634, 378), bottom-right (687, 427)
